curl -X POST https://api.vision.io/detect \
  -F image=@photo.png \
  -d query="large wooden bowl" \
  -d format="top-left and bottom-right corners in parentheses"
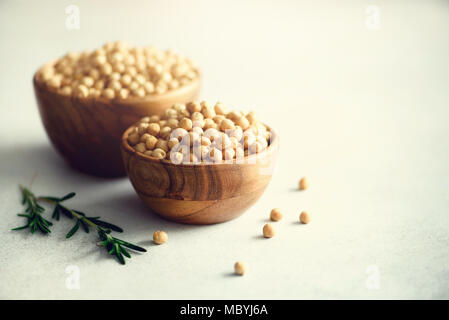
top-left (33, 69), bottom-right (201, 177)
top-left (121, 125), bottom-right (279, 224)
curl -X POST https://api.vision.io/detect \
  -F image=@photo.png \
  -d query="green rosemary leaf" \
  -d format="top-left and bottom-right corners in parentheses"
top-left (51, 204), bottom-right (61, 220)
top-left (115, 238), bottom-right (147, 252)
top-left (120, 246), bottom-right (131, 258)
top-left (91, 219), bottom-right (123, 233)
top-left (79, 220), bottom-right (90, 233)
top-left (17, 213), bottom-right (31, 218)
top-left (37, 220), bottom-right (51, 234)
top-left (60, 192), bottom-right (76, 202)
top-left (59, 206), bottom-right (73, 219)
top-left (66, 220), bottom-right (80, 238)
top-left (12, 225), bottom-right (29, 231)
top-left (116, 252), bottom-right (125, 265)
top-left (39, 196), bottom-right (61, 202)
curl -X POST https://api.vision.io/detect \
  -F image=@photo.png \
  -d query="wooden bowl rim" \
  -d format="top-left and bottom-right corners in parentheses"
top-left (33, 62), bottom-right (201, 105)
top-left (121, 120), bottom-right (279, 168)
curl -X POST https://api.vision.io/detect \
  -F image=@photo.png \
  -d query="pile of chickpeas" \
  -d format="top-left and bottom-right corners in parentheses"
top-left (36, 41), bottom-right (199, 99)
top-left (127, 101), bottom-right (272, 163)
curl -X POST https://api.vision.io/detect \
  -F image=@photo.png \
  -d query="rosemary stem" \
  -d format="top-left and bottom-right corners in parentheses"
top-left (37, 197), bottom-right (99, 230)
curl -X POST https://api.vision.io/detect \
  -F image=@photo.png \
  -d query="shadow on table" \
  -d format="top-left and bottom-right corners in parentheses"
top-left (0, 142), bottom-right (125, 186)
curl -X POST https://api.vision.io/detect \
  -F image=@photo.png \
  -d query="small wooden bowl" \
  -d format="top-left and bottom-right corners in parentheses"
top-left (33, 67), bottom-right (201, 177)
top-left (121, 125), bottom-right (279, 224)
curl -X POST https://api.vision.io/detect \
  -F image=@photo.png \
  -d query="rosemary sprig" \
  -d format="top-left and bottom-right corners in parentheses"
top-left (12, 186), bottom-right (53, 234)
top-left (12, 185), bottom-right (146, 265)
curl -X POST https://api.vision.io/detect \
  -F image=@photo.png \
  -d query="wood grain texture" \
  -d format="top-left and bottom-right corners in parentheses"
top-left (33, 71), bottom-right (201, 177)
top-left (121, 124), bottom-right (279, 224)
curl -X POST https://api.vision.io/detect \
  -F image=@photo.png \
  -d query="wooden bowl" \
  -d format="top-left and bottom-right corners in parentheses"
top-left (33, 68), bottom-right (201, 177)
top-left (120, 125), bottom-right (279, 224)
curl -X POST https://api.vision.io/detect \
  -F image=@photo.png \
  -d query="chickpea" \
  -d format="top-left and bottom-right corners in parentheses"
top-left (234, 261), bottom-right (246, 276)
top-left (152, 148), bottom-right (166, 159)
top-left (140, 133), bottom-right (151, 142)
top-left (153, 230), bottom-right (168, 245)
top-left (178, 117), bottom-right (192, 131)
top-left (48, 75), bottom-right (62, 88)
top-left (118, 88), bottom-right (129, 99)
top-left (270, 208), bottom-right (283, 221)
top-left (167, 118), bottom-right (179, 129)
top-left (103, 88), bottom-right (115, 99)
top-left (214, 102), bottom-right (227, 115)
top-left (246, 111), bottom-right (257, 124)
top-left (128, 132), bottom-right (140, 145)
top-left (220, 118), bottom-right (235, 132)
top-left (155, 139), bottom-right (169, 152)
top-left (209, 148), bottom-right (223, 162)
top-left (186, 101), bottom-right (201, 113)
top-left (200, 146), bottom-right (210, 161)
top-left (144, 81), bottom-right (155, 93)
top-left (149, 115), bottom-right (160, 123)
top-left (299, 177), bottom-right (308, 190)
top-left (299, 211), bottom-right (311, 224)
top-left (147, 123), bottom-right (160, 136)
top-left (227, 110), bottom-right (242, 121)
top-left (82, 76), bottom-right (94, 87)
top-left (201, 136), bottom-right (211, 146)
top-left (145, 135), bottom-right (158, 150)
top-left (263, 223), bottom-right (275, 238)
top-left (76, 84), bottom-right (89, 98)
top-left (135, 87), bottom-right (146, 97)
top-left (203, 118), bottom-right (216, 130)
top-left (160, 126), bottom-right (172, 139)
top-left (213, 115), bottom-right (226, 124)
top-left (192, 126), bottom-right (203, 136)
top-left (168, 137), bottom-right (180, 149)
top-left (249, 141), bottom-right (264, 154)
top-left (224, 148), bottom-right (235, 161)
top-left (137, 123), bottom-right (149, 135)
top-left (191, 111), bottom-right (204, 122)
top-left (135, 142), bottom-right (146, 153)
top-left (201, 104), bottom-right (215, 119)
top-left (235, 116), bottom-right (250, 130)
top-left (120, 74), bottom-right (132, 86)
top-left (94, 80), bottom-right (105, 90)
top-left (60, 86), bottom-right (72, 96)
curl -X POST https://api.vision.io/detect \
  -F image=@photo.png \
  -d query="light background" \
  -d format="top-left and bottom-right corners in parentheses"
top-left (1, 0), bottom-right (448, 299)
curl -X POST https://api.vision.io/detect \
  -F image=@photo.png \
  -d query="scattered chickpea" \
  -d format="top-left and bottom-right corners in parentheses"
top-left (299, 177), bottom-right (308, 190)
top-left (234, 261), bottom-right (247, 276)
top-left (153, 230), bottom-right (168, 245)
top-left (299, 211), bottom-right (311, 224)
top-left (270, 208), bottom-right (283, 221)
top-left (263, 223), bottom-right (275, 238)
